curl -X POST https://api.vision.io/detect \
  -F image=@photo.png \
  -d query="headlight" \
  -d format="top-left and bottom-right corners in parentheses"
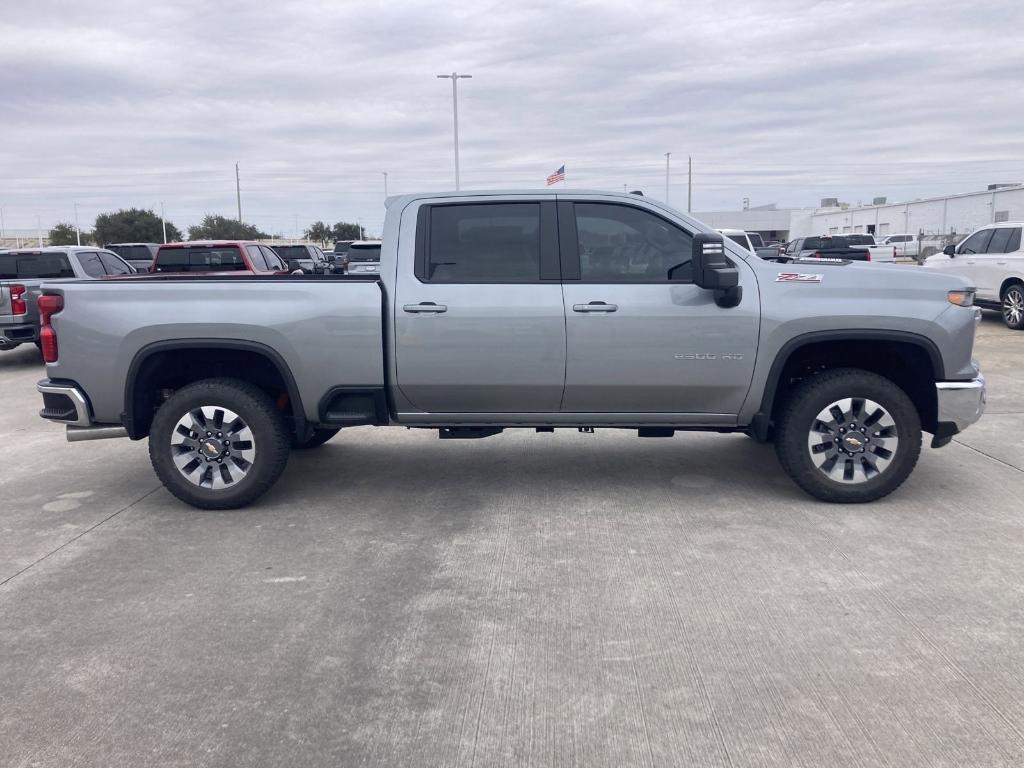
top-left (947, 289), bottom-right (975, 307)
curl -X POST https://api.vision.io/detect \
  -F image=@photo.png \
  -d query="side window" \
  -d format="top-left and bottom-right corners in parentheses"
top-left (574, 203), bottom-right (693, 282)
top-left (246, 245), bottom-right (268, 271)
top-left (261, 246), bottom-right (286, 271)
top-left (986, 228), bottom-right (1014, 254)
top-left (1005, 227), bottom-right (1022, 253)
top-left (423, 203), bottom-right (541, 283)
top-left (78, 252), bottom-right (106, 278)
top-left (786, 239), bottom-right (801, 254)
top-left (98, 251), bottom-right (131, 275)
top-left (959, 229), bottom-right (994, 255)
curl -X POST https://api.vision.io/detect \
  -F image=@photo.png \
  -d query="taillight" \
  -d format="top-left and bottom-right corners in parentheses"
top-left (865, 251), bottom-right (872, 261)
top-left (37, 294), bottom-right (63, 363)
top-left (10, 284), bottom-right (27, 315)
top-left (813, 251), bottom-right (823, 258)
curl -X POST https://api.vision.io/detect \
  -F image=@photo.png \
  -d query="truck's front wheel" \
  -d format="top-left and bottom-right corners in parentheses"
top-left (775, 369), bottom-right (921, 503)
top-left (149, 378), bottom-right (290, 510)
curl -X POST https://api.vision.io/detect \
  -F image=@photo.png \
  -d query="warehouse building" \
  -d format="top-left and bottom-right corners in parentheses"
top-left (695, 183), bottom-right (1024, 243)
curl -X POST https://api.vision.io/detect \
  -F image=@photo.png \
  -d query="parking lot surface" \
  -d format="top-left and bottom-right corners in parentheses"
top-left (2, 314), bottom-right (1023, 768)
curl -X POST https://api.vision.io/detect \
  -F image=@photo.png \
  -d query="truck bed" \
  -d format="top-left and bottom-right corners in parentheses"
top-left (45, 275), bottom-right (386, 426)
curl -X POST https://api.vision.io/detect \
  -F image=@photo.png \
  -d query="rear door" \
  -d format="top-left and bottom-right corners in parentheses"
top-left (558, 200), bottom-right (758, 416)
top-left (393, 200), bottom-right (566, 413)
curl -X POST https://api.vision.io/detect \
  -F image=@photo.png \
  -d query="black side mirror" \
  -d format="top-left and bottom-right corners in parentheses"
top-left (943, 245), bottom-right (956, 256)
top-left (691, 233), bottom-right (741, 307)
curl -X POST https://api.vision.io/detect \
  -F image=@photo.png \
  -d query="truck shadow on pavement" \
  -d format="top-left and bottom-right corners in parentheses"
top-left (0, 344), bottom-right (44, 370)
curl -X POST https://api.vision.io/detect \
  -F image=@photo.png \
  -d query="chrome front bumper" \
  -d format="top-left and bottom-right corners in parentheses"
top-left (936, 371), bottom-right (986, 433)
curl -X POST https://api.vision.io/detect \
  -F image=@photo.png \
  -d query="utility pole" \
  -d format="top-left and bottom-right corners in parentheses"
top-left (235, 162), bottom-right (242, 222)
top-left (664, 153), bottom-right (671, 203)
top-left (383, 171), bottom-right (389, 199)
top-left (437, 73), bottom-right (472, 190)
top-left (294, 214), bottom-right (299, 244)
top-left (0, 207), bottom-right (5, 242)
top-left (687, 155), bottom-right (693, 212)
top-left (74, 203), bottom-right (81, 245)
top-left (160, 202), bottom-right (168, 243)
top-left (36, 214), bottom-right (42, 246)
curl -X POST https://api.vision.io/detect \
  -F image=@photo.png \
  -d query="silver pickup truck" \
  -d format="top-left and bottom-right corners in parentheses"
top-left (1, 247), bottom-right (134, 351)
top-left (36, 190), bottom-right (986, 509)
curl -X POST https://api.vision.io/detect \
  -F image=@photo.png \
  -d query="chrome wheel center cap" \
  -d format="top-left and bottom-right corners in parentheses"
top-left (200, 439), bottom-right (222, 458)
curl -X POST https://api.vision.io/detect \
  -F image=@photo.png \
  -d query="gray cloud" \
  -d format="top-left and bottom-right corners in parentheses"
top-left (1, 0), bottom-right (1022, 236)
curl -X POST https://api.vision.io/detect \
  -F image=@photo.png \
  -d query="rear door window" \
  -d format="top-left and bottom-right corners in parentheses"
top-left (246, 245), bottom-right (268, 270)
top-left (260, 246), bottom-right (286, 271)
top-left (986, 228), bottom-right (1014, 254)
top-left (1005, 227), bottom-right (1022, 253)
top-left (422, 203), bottom-right (542, 283)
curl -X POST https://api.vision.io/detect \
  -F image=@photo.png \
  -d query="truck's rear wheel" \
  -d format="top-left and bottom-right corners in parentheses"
top-left (1002, 283), bottom-right (1024, 330)
top-left (149, 378), bottom-right (290, 510)
top-left (775, 369), bottom-right (921, 503)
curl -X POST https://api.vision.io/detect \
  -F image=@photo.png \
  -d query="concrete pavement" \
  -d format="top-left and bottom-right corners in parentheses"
top-left (1, 314), bottom-right (1023, 767)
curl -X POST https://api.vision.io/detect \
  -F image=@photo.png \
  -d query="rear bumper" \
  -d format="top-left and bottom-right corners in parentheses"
top-left (1, 322), bottom-right (38, 345)
top-left (932, 370), bottom-right (986, 447)
top-left (37, 380), bottom-right (93, 426)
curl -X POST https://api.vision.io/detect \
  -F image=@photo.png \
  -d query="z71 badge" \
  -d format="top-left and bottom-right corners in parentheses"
top-left (776, 272), bottom-right (823, 283)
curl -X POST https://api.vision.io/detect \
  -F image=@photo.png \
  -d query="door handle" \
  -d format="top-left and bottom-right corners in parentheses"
top-left (573, 302), bottom-right (618, 313)
top-left (403, 302), bottom-right (447, 313)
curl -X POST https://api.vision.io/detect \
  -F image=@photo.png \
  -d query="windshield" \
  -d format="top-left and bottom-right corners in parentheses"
top-left (724, 233), bottom-right (751, 250)
top-left (154, 246), bottom-right (246, 273)
top-left (333, 241), bottom-right (354, 254)
top-left (0, 253), bottom-right (76, 279)
top-left (841, 234), bottom-right (874, 245)
top-left (272, 246), bottom-right (310, 260)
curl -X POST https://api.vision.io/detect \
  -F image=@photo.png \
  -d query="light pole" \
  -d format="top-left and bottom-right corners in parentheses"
top-left (74, 203), bottom-right (81, 245)
top-left (664, 153), bottom-right (671, 203)
top-left (687, 155), bottom-right (693, 212)
top-left (235, 162), bottom-right (242, 222)
top-left (437, 72), bottom-right (472, 190)
top-left (160, 201), bottom-right (167, 243)
top-left (383, 171), bottom-right (389, 199)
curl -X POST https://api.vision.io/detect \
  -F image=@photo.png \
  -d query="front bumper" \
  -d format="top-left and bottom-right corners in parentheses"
top-left (932, 370), bottom-right (986, 446)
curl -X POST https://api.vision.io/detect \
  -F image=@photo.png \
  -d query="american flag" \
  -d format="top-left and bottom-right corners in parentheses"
top-left (546, 165), bottom-right (565, 186)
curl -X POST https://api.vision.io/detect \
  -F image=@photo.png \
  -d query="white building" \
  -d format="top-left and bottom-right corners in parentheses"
top-left (694, 184), bottom-right (1024, 242)
top-left (807, 184), bottom-right (1024, 238)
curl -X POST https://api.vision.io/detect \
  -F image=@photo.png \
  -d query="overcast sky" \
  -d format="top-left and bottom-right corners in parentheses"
top-left (2, 0), bottom-right (1022, 237)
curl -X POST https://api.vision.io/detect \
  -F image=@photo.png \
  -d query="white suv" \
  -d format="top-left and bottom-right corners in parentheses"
top-left (924, 222), bottom-right (1024, 329)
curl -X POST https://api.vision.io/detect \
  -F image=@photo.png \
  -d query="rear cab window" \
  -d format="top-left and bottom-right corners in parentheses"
top-left (154, 246), bottom-right (247, 273)
top-left (0, 252), bottom-right (76, 279)
top-left (419, 203), bottom-right (543, 283)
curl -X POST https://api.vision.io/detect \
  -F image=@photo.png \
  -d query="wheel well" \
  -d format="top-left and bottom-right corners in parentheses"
top-left (766, 339), bottom-right (938, 435)
top-left (1000, 277), bottom-right (1023, 299)
top-left (125, 345), bottom-right (304, 439)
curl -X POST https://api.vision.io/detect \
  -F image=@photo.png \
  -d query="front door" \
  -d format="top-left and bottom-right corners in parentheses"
top-left (558, 200), bottom-right (759, 416)
top-left (394, 201), bottom-right (566, 413)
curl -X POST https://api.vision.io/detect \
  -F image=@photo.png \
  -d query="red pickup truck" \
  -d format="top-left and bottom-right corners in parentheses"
top-left (150, 241), bottom-right (290, 274)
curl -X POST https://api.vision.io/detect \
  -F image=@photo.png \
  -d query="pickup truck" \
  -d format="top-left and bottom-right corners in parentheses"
top-left (151, 241), bottom-right (290, 274)
top-left (35, 190), bottom-right (986, 510)
top-left (1, 247), bottom-right (133, 351)
top-left (879, 234), bottom-right (920, 259)
top-left (105, 243), bottom-right (160, 272)
top-left (784, 235), bottom-right (895, 263)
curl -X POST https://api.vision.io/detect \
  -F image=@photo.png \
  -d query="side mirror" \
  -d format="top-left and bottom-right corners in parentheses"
top-left (943, 245), bottom-right (956, 256)
top-left (692, 233), bottom-right (741, 307)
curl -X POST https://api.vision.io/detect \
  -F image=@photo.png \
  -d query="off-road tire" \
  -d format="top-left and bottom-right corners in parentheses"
top-left (149, 377), bottom-right (290, 510)
top-left (775, 368), bottom-right (921, 503)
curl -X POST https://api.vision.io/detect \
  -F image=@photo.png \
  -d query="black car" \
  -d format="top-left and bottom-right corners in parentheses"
top-left (271, 244), bottom-right (331, 273)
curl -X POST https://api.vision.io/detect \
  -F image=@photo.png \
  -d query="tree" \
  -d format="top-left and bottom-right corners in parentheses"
top-left (332, 221), bottom-right (362, 241)
top-left (305, 221), bottom-right (332, 246)
top-left (188, 214), bottom-right (269, 241)
top-left (93, 208), bottom-right (181, 245)
top-left (48, 222), bottom-right (84, 246)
